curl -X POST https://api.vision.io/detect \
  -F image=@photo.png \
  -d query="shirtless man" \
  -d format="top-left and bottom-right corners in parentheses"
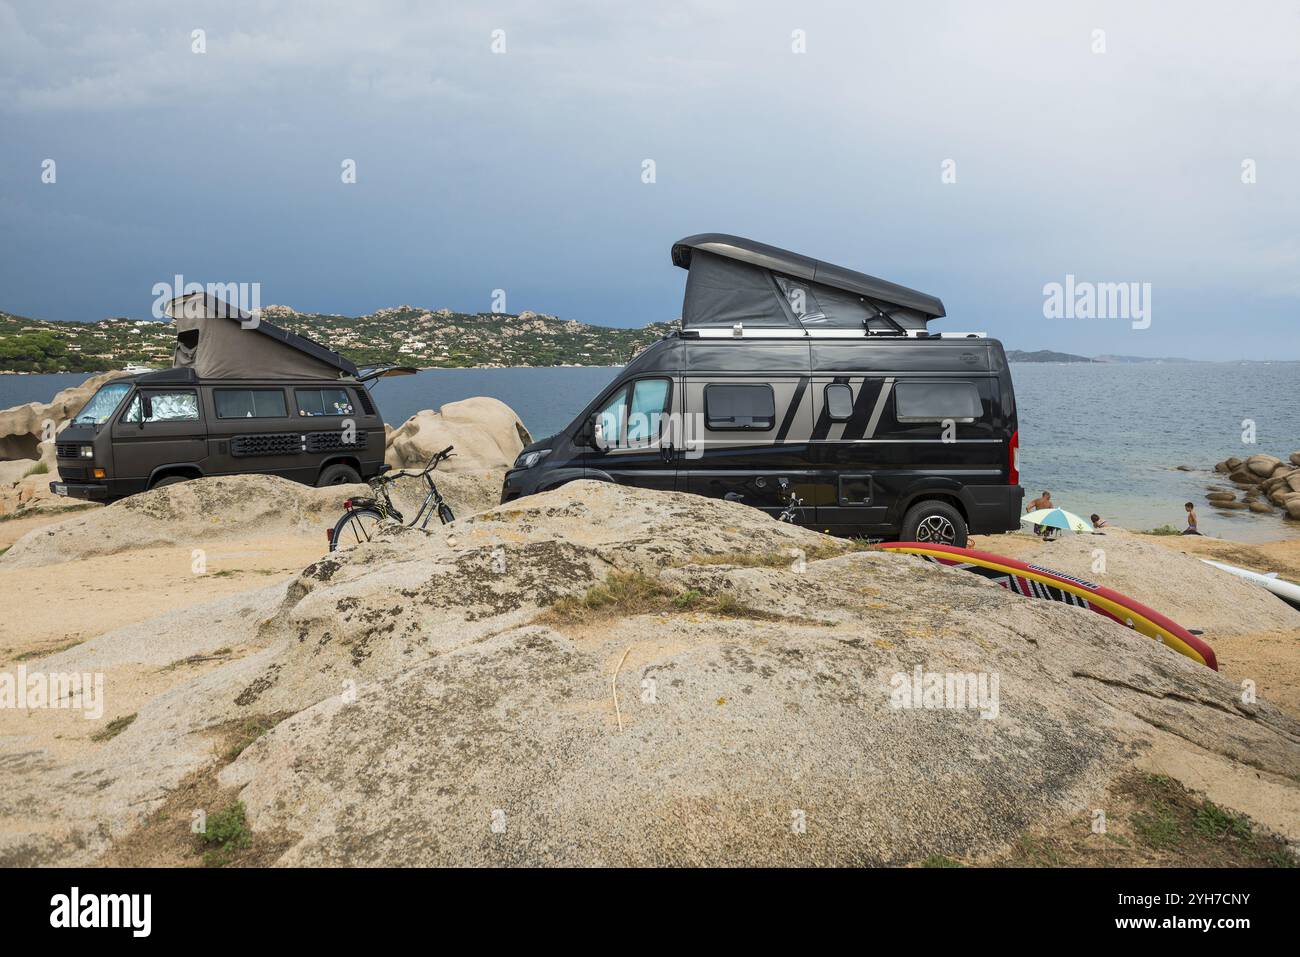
top-left (1027, 491), bottom-right (1052, 537)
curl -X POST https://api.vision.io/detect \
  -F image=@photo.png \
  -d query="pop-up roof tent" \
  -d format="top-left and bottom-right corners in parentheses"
top-left (671, 234), bottom-right (945, 334)
top-left (167, 292), bottom-right (358, 379)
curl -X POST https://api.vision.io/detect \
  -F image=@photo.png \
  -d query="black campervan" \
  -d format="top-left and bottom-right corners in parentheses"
top-left (501, 234), bottom-right (1024, 546)
top-left (50, 292), bottom-right (391, 501)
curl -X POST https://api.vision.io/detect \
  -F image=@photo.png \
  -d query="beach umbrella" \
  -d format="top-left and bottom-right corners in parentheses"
top-left (1020, 508), bottom-right (1095, 533)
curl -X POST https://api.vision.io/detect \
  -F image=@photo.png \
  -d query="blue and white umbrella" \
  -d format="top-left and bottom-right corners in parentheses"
top-left (1020, 507), bottom-right (1095, 533)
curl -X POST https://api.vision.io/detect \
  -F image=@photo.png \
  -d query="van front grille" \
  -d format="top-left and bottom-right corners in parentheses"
top-left (56, 444), bottom-right (80, 458)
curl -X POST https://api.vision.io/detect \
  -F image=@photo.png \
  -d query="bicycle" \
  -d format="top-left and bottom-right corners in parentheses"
top-left (327, 445), bottom-right (456, 552)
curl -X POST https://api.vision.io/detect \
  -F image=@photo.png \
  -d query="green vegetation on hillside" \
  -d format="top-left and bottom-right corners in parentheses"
top-left (0, 306), bottom-right (676, 372)
top-left (0, 329), bottom-right (105, 373)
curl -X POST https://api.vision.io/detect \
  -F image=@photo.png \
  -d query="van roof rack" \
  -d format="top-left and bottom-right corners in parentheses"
top-left (677, 326), bottom-right (986, 340)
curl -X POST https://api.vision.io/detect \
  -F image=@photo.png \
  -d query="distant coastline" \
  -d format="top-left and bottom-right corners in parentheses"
top-left (3, 304), bottom-right (1296, 373)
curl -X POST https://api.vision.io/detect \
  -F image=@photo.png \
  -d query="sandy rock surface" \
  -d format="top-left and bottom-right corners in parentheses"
top-left (2, 481), bottom-right (1297, 866)
top-left (0, 469), bottom-right (504, 569)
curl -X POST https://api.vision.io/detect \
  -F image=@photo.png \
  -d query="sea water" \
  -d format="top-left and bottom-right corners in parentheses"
top-left (4, 362), bottom-right (1298, 541)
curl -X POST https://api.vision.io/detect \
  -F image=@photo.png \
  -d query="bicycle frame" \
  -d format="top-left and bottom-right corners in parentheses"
top-left (343, 446), bottom-right (455, 533)
top-left (396, 471), bottom-right (450, 530)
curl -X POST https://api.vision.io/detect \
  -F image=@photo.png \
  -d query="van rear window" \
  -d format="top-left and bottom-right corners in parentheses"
top-left (215, 389), bottom-right (288, 419)
top-left (295, 388), bottom-right (354, 417)
top-left (894, 381), bottom-right (982, 422)
top-left (704, 384), bottom-right (775, 430)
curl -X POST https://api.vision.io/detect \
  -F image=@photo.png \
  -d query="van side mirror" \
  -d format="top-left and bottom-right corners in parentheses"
top-left (587, 413), bottom-right (605, 451)
top-left (140, 394), bottom-right (153, 424)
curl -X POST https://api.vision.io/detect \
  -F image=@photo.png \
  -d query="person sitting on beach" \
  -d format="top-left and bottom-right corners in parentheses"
top-left (1182, 502), bottom-right (1201, 535)
top-left (1090, 513), bottom-right (1108, 528)
top-left (1027, 491), bottom-right (1052, 537)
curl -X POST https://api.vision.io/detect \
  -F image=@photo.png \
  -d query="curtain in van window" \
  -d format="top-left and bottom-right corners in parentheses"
top-left (595, 388), bottom-right (627, 448)
top-left (124, 391), bottom-right (199, 423)
top-left (627, 379), bottom-right (669, 444)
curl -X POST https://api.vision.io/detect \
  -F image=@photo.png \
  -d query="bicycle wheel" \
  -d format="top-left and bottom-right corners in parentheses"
top-left (330, 507), bottom-right (385, 552)
top-left (437, 502), bottom-right (455, 524)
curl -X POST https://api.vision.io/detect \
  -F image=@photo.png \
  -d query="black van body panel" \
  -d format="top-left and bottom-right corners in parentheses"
top-left (810, 341), bottom-right (992, 373)
top-left (51, 369), bottom-right (386, 501)
top-left (684, 341), bottom-right (809, 373)
top-left (500, 332), bottom-right (1025, 539)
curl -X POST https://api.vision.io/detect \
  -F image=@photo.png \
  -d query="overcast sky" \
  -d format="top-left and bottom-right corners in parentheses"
top-left (1, 0), bottom-right (1296, 358)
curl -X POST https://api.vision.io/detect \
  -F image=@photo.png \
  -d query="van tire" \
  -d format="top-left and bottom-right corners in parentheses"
top-left (317, 464), bottom-right (362, 487)
top-left (900, 500), bottom-right (968, 548)
top-left (151, 475), bottom-right (190, 490)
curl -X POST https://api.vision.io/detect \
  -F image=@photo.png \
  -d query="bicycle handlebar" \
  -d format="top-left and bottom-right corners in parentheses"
top-left (422, 445), bottom-right (455, 471)
top-left (374, 446), bottom-right (455, 485)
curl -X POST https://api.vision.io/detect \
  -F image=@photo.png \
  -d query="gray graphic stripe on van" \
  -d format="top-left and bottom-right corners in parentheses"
top-left (862, 376), bottom-right (896, 438)
top-left (774, 375), bottom-right (809, 443)
top-left (810, 376), bottom-right (851, 441)
top-left (840, 378), bottom-right (883, 440)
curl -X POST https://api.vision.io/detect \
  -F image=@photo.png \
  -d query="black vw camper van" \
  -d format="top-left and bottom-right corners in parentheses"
top-left (50, 293), bottom-right (388, 501)
top-left (501, 234), bottom-right (1023, 546)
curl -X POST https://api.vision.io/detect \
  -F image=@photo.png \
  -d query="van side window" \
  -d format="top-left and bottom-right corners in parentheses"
top-left (215, 389), bottom-right (288, 419)
top-left (824, 383), bottom-right (854, 421)
top-left (627, 379), bottom-right (670, 444)
top-left (123, 390), bottom-right (200, 423)
top-left (894, 381), bottom-right (982, 423)
top-left (295, 388), bottom-right (354, 417)
top-left (595, 387), bottom-right (629, 448)
top-left (595, 378), bottom-right (671, 449)
top-left (704, 384), bottom-right (775, 431)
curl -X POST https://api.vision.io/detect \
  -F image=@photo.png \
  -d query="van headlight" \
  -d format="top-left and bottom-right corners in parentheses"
top-left (79, 445), bottom-right (94, 459)
top-left (515, 449), bottom-right (551, 470)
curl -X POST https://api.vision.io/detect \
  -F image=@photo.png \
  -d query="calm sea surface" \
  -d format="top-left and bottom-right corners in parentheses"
top-left (4, 362), bottom-right (1298, 541)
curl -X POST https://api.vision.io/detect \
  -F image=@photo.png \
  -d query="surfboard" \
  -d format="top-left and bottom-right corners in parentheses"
top-left (1200, 558), bottom-right (1300, 612)
top-left (880, 542), bottom-right (1218, 670)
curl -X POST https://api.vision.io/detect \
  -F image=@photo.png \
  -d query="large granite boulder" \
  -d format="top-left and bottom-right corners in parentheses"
top-left (1246, 454), bottom-right (1283, 478)
top-left (385, 397), bottom-right (532, 472)
top-left (0, 371), bottom-right (126, 516)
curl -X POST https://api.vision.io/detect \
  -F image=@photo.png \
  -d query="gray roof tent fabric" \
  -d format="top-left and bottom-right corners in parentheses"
top-left (681, 251), bottom-right (798, 328)
top-left (672, 233), bottom-right (945, 331)
top-left (167, 293), bottom-right (358, 379)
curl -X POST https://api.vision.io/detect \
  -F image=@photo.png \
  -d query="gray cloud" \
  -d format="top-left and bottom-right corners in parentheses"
top-left (0, 0), bottom-right (1296, 358)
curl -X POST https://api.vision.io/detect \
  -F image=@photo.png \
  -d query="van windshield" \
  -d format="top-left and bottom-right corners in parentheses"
top-left (73, 382), bottom-right (133, 425)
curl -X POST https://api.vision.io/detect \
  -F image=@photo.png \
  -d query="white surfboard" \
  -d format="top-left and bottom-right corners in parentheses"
top-left (1200, 559), bottom-right (1300, 611)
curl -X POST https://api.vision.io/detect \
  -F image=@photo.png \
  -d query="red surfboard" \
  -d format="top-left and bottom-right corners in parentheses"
top-left (880, 542), bottom-right (1217, 670)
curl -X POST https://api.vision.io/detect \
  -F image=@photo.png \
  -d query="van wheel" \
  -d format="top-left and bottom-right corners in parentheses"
top-left (901, 500), bottom-right (968, 548)
top-left (151, 475), bottom-right (190, 489)
top-left (317, 464), bottom-right (362, 487)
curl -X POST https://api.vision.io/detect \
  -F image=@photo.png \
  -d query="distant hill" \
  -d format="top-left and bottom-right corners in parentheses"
top-left (0, 305), bottom-right (1213, 373)
top-left (1005, 349), bottom-right (1096, 364)
top-left (1092, 354), bottom-right (1196, 364)
top-left (1007, 350), bottom-right (1197, 364)
top-left (0, 306), bottom-right (676, 373)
